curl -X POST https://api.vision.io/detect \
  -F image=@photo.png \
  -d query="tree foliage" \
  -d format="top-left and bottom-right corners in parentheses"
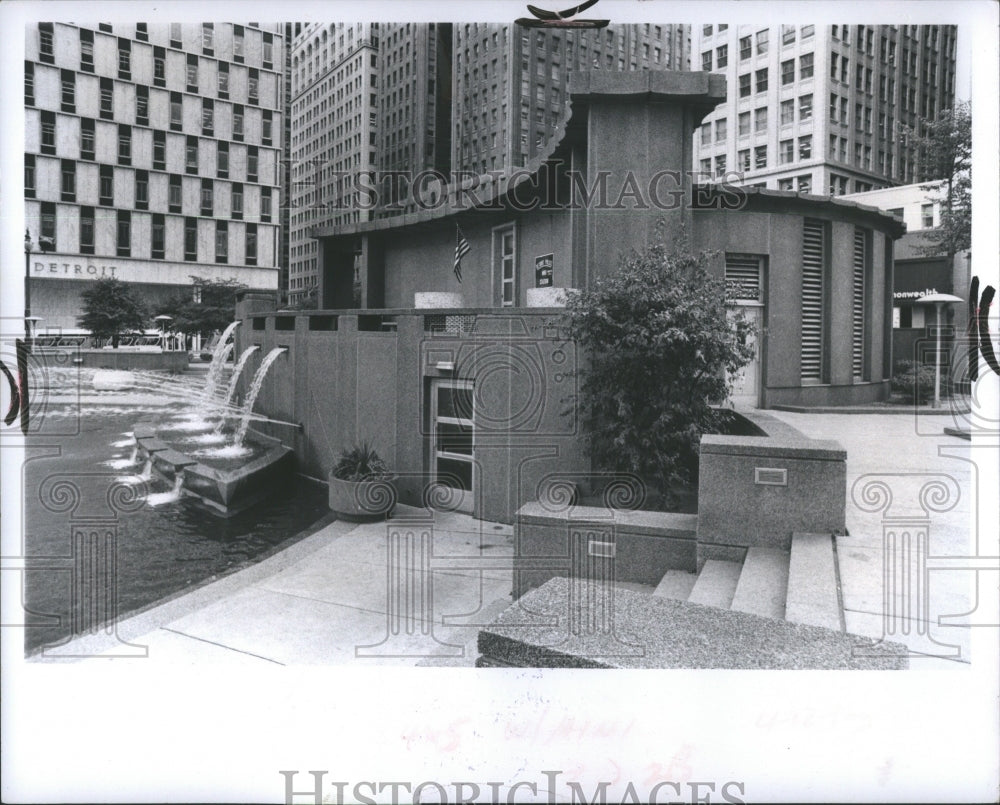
top-left (155, 276), bottom-right (248, 337)
top-left (910, 101), bottom-right (971, 257)
top-left (562, 231), bottom-right (755, 502)
top-left (77, 278), bottom-right (148, 348)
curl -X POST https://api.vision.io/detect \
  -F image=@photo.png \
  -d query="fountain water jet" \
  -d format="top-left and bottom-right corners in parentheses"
top-left (233, 348), bottom-right (287, 447)
top-left (202, 321), bottom-right (242, 402)
top-left (223, 345), bottom-right (260, 408)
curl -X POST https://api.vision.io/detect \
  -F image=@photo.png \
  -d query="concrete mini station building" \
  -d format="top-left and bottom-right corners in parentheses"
top-left (240, 70), bottom-right (905, 525)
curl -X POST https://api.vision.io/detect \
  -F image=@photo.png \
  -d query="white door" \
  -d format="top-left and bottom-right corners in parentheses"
top-left (430, 378), bottom-right (474, 514)
top-left (727, 304), bottom-right (763, 408)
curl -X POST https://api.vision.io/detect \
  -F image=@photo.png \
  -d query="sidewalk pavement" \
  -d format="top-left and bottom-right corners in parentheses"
top-left (31, 411), bottom-right (976, 667)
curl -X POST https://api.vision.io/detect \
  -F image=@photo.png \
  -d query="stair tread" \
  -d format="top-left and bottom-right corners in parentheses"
top-left (688, 559), bottom-right (742, 608)
top-left (785, 532), bottom-right (843, 632)
top-left (652, 570), bottom-right (698, 600)
top-left (731, 547), bottom-right (789, 619)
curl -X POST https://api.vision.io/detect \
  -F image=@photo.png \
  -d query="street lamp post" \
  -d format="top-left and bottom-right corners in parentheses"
top-left (154, 315), bottom-right (173, 352)
top-left (23, 230), bottom-right (33, 347)
top-left (915, 293), bottom-right (964, 409)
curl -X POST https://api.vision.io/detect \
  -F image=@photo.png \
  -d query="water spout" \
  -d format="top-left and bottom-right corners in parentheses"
top-left (232, 348), bottom-right (287, 447)
top-left (202, 321), bottom-right (242, 402)
top-left (146, 472), bottom-right (186, 507)
top-left (139, 458), bottom-right (153, 481)
top-left (223, 345), bottom-right (260, 408)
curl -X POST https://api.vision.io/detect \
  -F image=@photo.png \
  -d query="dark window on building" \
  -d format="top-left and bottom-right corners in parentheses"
top-left (202, 98), bottom-right (214, 135)
top-left (118, 124), bottom-right (131, 165)
top-left (98, 23), bottom-right (112, 33)
top-left (800, 52), bottom-right (814, 79)
top-left (701, 51), bottom-right (712, 71)
top-left (153, 46), bottom-right (166, 87)
top-left (202, 23), bottom-right (214, 56)
top-left (263, 33), bottom-right (273, 69)
top-left (117, 210), bottom-right (131, 257)
top-left (232, 105), bottom-right (244, 140)
top-left (187, 53), bottom-right (199, 91)
top-left (169, 174), bottom-right (182, 212)
top-left (25, 154), bottom-right (36, 198)
top-left (40, 110), bottom-right (56, 155)
top-left (80, 206), bottom-right (95, 255)
top-left (262, 110), bottom-right (272, 145)
top-left (80, 28), bottom-right (94, 71)
top-left (41, 202), bottom-right (57, 249)
top-left (39, 23), bottom-right (54, 63)
top-left (233, 25), bottom-right (245, 62)
top-left (248, 68), bottom-right (259, 104)
top-left (61, 159), bottom-right (76, 201)
top-left (135, 169), bottom-right (149, 210)
top-left (152, 213), bottom-right (165, 259)
top-left (118, 38), bottom-right (131, 79)
top-left (170, 91), bottom-right (183, 131)
top-left (81, 118), bottom-right (95, 160)
top-left (215, 220), bottom-right (228, 263)
top-left (153, 129), bottom-right (166, 170)
top-left (184, 217), bottom-right (198, 261)
top-left (231, 182), bottom-right (243, 219)
top-left (25, 61), bottom-right (35, 105)
top-left (100, 78), bottom-right (114, 120)
top-left (136, 85), bottom-right (149, 125)
top-left (170, 23), bottom-right (181, 48)
top-left (755, 67), bottom-right (768, 93)
top-left (781, 59), bottom-right (795, 85)
top-left (716, 44), bottom-right (728, 69)
top-left (186, 136), bottom-right (198, 174)
top-left (739, 35), bottom-right (751, 60)
top-left (99, 165), bottom-right (115, 207)
top-left (200, 178), bottom-right (213, 216)
top-left (60, 69), bottom-right (75, 112)
top-left (247, 145), bottom-right (258, 181)
top-left (738, 73), bottom-right (751, 98)
top-left (217, 141), bottom-right (229, 178)
top-left (218, 61), bottom-right (229, 98)
top-left (246, 223), bottom-right (257, 265)
top-left (260, 187), bottom-right (271, 222)
top-left (136, 22), bottom-right (148, 42)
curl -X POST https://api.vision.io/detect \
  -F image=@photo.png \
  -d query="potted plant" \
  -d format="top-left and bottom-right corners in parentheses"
top-left (328, 442), bottom-right (396, 521)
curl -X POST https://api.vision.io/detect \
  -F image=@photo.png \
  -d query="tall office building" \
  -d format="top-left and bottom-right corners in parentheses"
top-left (288, 22), bottom-right (381, 305)
top-left (692, 24), bottom-right (957, 194)
top-left (453, 23), bottom-right (690, 175)
top-left (24, 22), bottom-right (285, 331)
top-left (278, 22), bottom-right (303, 303)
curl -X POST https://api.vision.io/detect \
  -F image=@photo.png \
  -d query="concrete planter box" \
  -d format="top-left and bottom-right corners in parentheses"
top-left (327, 474), bottom-right (397, 522)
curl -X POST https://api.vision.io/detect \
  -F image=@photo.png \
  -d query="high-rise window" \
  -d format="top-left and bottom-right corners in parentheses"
top-left (263, 34), bottom-right (273, 68)
top-left (233, 105), bottom-right (244, 140)
top-left (170, 23), bottom-right (182, 47)
top-left (154, 46), bottom-right (166, 87)
top-left (218, 62), bottom-right (229, 98)
top-left (202, 98), bottom-right (214, 135)
top-left (756, 29), bottom-right (769, 55)
top-left (781, 24), bottom-right (796, 46)
top-left (702, 51), bottom-right (713, 71)
top-left (754, 145), bottom-right (767, 168)
top-left (231, 183), bottom-right (243, 219)
top-left (61, 159), bottom-right (76, 201)
top-left (247, 146), bottom-right (258, 182)
top-left (738, 73), bottom-right (751, 98)
top-left (135, 169), bottom-right (149, 209)
top-left (80, 206), bottom-right (95, 255)
top-left (25, 154), bottom-right (36, 198)
top-left (117, 210), bottom-right (131, 257)
top-left (184, 217), bottom-right (198, 261)
top-left (248, 69), bottom-right (259, 104)
top-left (200, 178), bottom-right (214, 216)
top-left (701, 124), bottom-right (711, 146)
top-left (739, 36), bottom-right (751, 61)
top-left (738, 148), bottom-right (751, 171)
top-left (136, 22), bottom-right (148, 42)
top-left (754, 106), bottom-right (767, 132)
top-left (41, 202), bottom-right (57, 249)
top-left (260, 187), bottom-right (271, 222)
top-left (781, 59), bottom-right (795, 85)
top-left (716, 44), bottom-right (728, 69)
top-left (136, 85), bottom-right (149, 125)
top-left (118, 38), bottom-right (131, 79)
top-left (202, 23), bottom-right (214, 55)
top-left (262, 110), bottom-right (273, 145)
top-left (798, 135), bottom-right (812, 159)
top-left (755, 67), bottom-right (768, 93)
top-left (170, 92), bottom-right (182, 131)
top-left (80, 29), bottom-right (94, 71)
top-left (118, 125), bottom-right (131, 165)
top-left (152, 214), bottom-right (165, 259)
top-left (169, 174), bottom-right (182, 212)
top-left (25, 61), bottom-right (35, 105)
top-left (233, 25), bottom-right (245, 62)
top-left (40, 110), bottom-right (56, 155)
top-left (187, 54), bottom-right (199, 92)
top-left (215, 220), bottom-right (228, 263)
top-left (738, 111), bottom-right (751, 136)
top-left (186, 136), bottom-right (198, 174)
top-left (78, 118), bottom-right (95, 161)
top-left (61, 69), bottom-right (75, 112)
top-left (99, 165), bottom-right (115, 207)
top-left (246, 223), bottom-right (258, 266)
top-left (800, 53), bottom-right (814, 79)
top-left (217, 142), bottom-right (229, 178)
top-left (39, 23), bottom-right (54, 63)
top-left (715, 118), bottom-right (727, 142)
top-left (100, 78), bottom-right (114, 120)
top-left (153, 130), bottom-right (166, 170)
top-left (780, 139), bottom-right (794, 163)
top-left (799, 94), bottom-right (813, 120)
top-left (780, 99), bottom-right (794, 125)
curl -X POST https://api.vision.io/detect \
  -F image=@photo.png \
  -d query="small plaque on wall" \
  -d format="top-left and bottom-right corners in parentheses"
top-left (535, 253), bottom-right (553, 288)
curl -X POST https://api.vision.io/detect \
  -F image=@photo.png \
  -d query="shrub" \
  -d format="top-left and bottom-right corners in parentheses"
top-left (891, 361), bottom-right (937, 403)
top-left (561, 228), bottom-right (755, 502)
top-left (331, 442), bottom-right (390, 482)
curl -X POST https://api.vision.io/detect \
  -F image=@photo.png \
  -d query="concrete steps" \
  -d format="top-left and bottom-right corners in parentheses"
top-left (651, 533), bottom-right (843, 631)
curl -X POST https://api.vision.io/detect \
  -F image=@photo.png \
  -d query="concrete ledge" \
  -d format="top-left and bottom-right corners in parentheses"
top-left (516, 502), bottom-right (698, 536)
top-left (73, 350), bottom-right (190, 372)
top-left (700, 435), bottom-right (846, 461)
top-left (478, 578), bottom-right (908, 669)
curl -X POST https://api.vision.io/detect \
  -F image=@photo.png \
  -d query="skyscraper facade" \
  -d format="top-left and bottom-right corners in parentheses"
top-left (692, 24), bottom-right (957, 194)
top-left (23, 22), bottom-right (285, 330)
top-left (452, 22), bottom-right (690, 175)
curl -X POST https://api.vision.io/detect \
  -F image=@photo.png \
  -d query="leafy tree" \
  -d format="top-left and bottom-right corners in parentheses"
top-left (909, 101), bottom-right (971, 257)
top-left (562, 230), bottom-right (755, 504)
top-left (155, 276), bottom-right (248, 339)
top-left (77, 278), bottom-right (148, 348)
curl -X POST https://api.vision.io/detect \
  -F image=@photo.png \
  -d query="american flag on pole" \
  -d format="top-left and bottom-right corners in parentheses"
top-left (454, 224), bottom-right (470, 283)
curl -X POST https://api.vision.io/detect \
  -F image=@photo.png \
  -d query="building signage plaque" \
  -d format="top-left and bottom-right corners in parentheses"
top-left (535, 253), bottom-right (553, 288)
